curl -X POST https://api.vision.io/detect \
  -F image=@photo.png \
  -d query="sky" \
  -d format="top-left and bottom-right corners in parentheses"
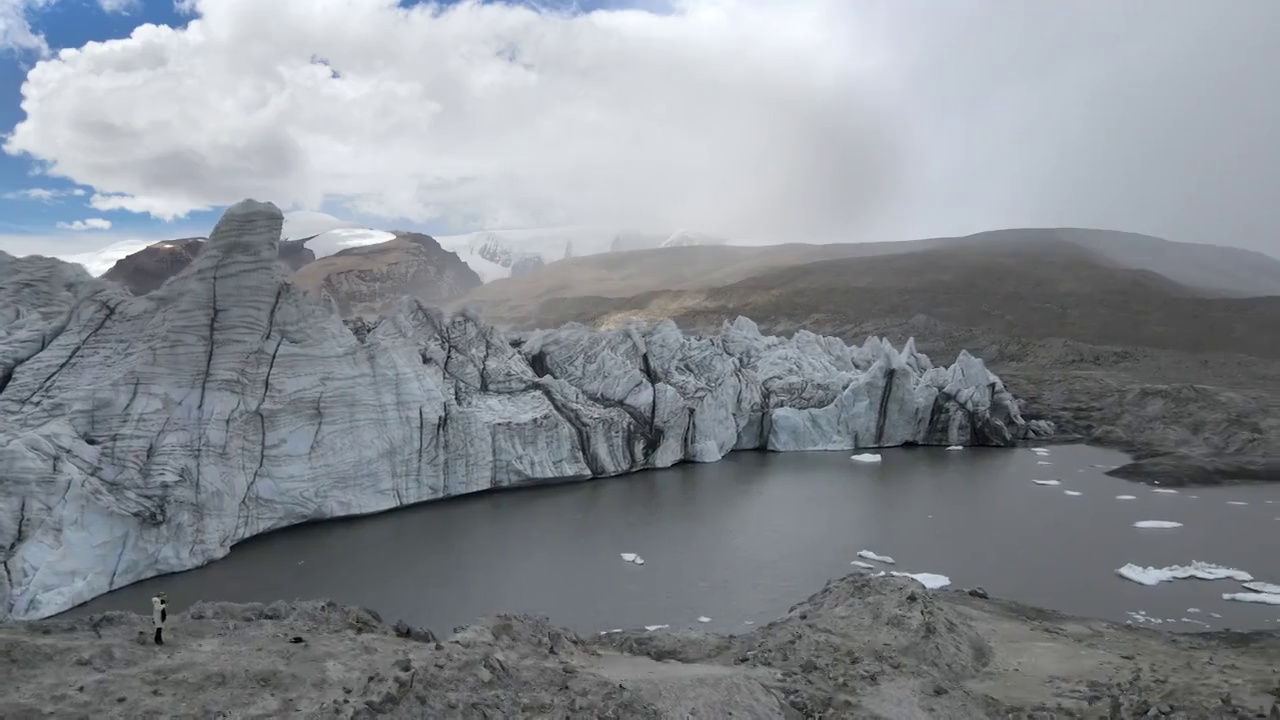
top-left (0, 0), bottom-right (1278, 265)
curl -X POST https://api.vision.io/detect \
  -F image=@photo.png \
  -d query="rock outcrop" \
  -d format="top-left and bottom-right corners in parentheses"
top-left (102, 237), bottom-right (315, 295)
top-left (0, 200), bottom-right (1043, 622)
top-left (101, 238), bottom-right (205, 295)
top-left (289, 231), bottom-right (482, 317)
top-left (470, 232), bottom-right (546, 277)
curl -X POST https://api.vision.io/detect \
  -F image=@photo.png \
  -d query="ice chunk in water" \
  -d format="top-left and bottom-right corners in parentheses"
top-left (1132, 520), bottom-right (1183, 529)
top-left (644, 624), bottom-right (669, 632)
top-left (1116, 495), bottom-right (1137, 500)
top-left (697, 616), bottom-right (712, 623)
top-left (889, 572), bottom-right (951, 589)
top-left (1032, 479), bottom-right (1061, 486)
top-left (857, 550), bottom-right (896, 564)
top-left (1116, 561), bottom-right (1253, 586)
top-left (1063, 490), bottom-right (1083, 496)
top-left (620, 553), bottom-right (638, 563)
top-left (1152, 488), bottom-right (1180, 494)
top-left (1243, 581), bottom-right (1280, 594)
top-left (946, 445), bottom-right (964, 451)
top-left (851, 560), bottom-right (877, 569)
top-left (850, 453), bottom-right (882, 463)
top-left (1222, 592), bottom-right (1280, 606)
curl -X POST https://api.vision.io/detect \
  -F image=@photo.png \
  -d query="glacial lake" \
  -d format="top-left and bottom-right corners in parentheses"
top-left (65, 445), bottom-right (1280, 634)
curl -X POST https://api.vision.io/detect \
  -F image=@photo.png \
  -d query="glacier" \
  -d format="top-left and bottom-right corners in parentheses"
top-left (0, 200), bottom-right (1045, 622)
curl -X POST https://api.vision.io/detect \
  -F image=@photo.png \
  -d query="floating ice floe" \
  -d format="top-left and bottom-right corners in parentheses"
top-left (850, 453), bottom-right (882, 463)
top-left (1030, 447), bottom-right (1051, 454)
top-left (1032, 479), bottom-right (1061, 486)
top-left (620, 553), bottom-right (645, 565)
top-left (1180, 617), bottom-right (1210, 627)
top-left (946, 445), bottom-right (964, 451)
top-left (644, 624), bottom-right (669, 632)
top-left (889, 572), bottom-right (951, 590)
top-left (851, 560), bottom-right (877, 569)
top-left (857, 550), bottom-right (896, 564)
top-left (1244, 581), bottom-right (1280, 594)
top-left (1037, 461), bottom-right (1053, 466)
top-left (743, 621), bottom-right (755, 625)
top-left (1152, 488), bottom-right (1180, 494)
top-left (1126, 610), bottom-right (1164, 625)
top-left (697, 616), bottom-right (712, 623)
top-left (599, 628), bottom-right (624, 635)
top-left (1116, 495), bottom-right (1137, 500)
top-left (1226, 501), bottom-right (1249, 506)
top-left (1063, 490), bottom-right (1083, 496)
top-left (1186, 607), bottom-right (1201, 613)
top-left (1222, 592), bottom-right (1280, 606)
top-left (1132, 520), bottom-right (1183, 529)
top-left (1210, 612), bottom-right (1222, 618)
top-left (1116, 561), bottom-right (1253, 586)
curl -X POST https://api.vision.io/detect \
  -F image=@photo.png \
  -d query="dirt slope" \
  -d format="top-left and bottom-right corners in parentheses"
top-left (459, 239), bottom-right (1280, 485)
top-left (4, 574), bottom-right (1278, 718)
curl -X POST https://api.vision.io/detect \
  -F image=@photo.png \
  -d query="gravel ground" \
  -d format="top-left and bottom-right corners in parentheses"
top-left (4, 573), bottom-right (1279, 718)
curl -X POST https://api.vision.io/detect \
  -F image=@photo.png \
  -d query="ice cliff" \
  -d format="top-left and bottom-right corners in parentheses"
top-left (0, 201), bottom-right (1043, 621)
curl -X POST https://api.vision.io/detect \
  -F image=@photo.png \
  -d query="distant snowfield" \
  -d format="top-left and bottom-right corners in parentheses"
top-left (46, 209), bottom-right (734, 283)
top-left (55, 239), bottom-right (155, 276)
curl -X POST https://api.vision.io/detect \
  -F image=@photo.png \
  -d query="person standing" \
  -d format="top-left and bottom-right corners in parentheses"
top-left (151, 592), bottom-right (168, 645)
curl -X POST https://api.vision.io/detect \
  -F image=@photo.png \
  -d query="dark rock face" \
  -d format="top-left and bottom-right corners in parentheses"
top-left (509, 254), bottom-right (545, 277)
top-left (103, 237), bottom-right (316, 295)
top-left (470, 233), bottom-right (547, 276)
top-left (277, 239), bottom-right (316, 272)
top-left (102, 238), bottom-right (205, 296)
top-left (290, 232), bottom-right (483, 317)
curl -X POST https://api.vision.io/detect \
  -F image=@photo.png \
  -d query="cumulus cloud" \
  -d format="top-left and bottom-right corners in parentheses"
top-left (4, 0), bottom-right (1279, 254)
top-left (0, 0), bottom-right (54, 54)
top-left (56, 217), bottom-right (112, 231)
top-left (2, 0), bottom-right (898, 241)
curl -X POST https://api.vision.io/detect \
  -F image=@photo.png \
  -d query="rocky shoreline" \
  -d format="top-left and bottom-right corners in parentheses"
top-left (3, 573), bottom-right (1278, 718)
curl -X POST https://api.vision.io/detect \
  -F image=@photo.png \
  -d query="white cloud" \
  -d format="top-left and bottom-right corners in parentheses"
top-left (96, 0), bottom-right (139, 12)
top-left (4, 0), bottom-right (1279, 254)
top-left (56, 218), bottom-right (112, 231)
top-left (2, 0), bottom-right (896, 241)
top-left (2, 186), bottom-right (86, 201)
top-left (0, 0), bottom-right (55, 54)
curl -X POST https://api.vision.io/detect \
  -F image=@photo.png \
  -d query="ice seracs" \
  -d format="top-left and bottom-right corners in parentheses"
top-left (0, 200), bottom-right (1045, 622)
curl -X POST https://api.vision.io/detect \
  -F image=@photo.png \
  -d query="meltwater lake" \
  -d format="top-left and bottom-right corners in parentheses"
top-left (67, 445), bottom-right (1280, 633)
